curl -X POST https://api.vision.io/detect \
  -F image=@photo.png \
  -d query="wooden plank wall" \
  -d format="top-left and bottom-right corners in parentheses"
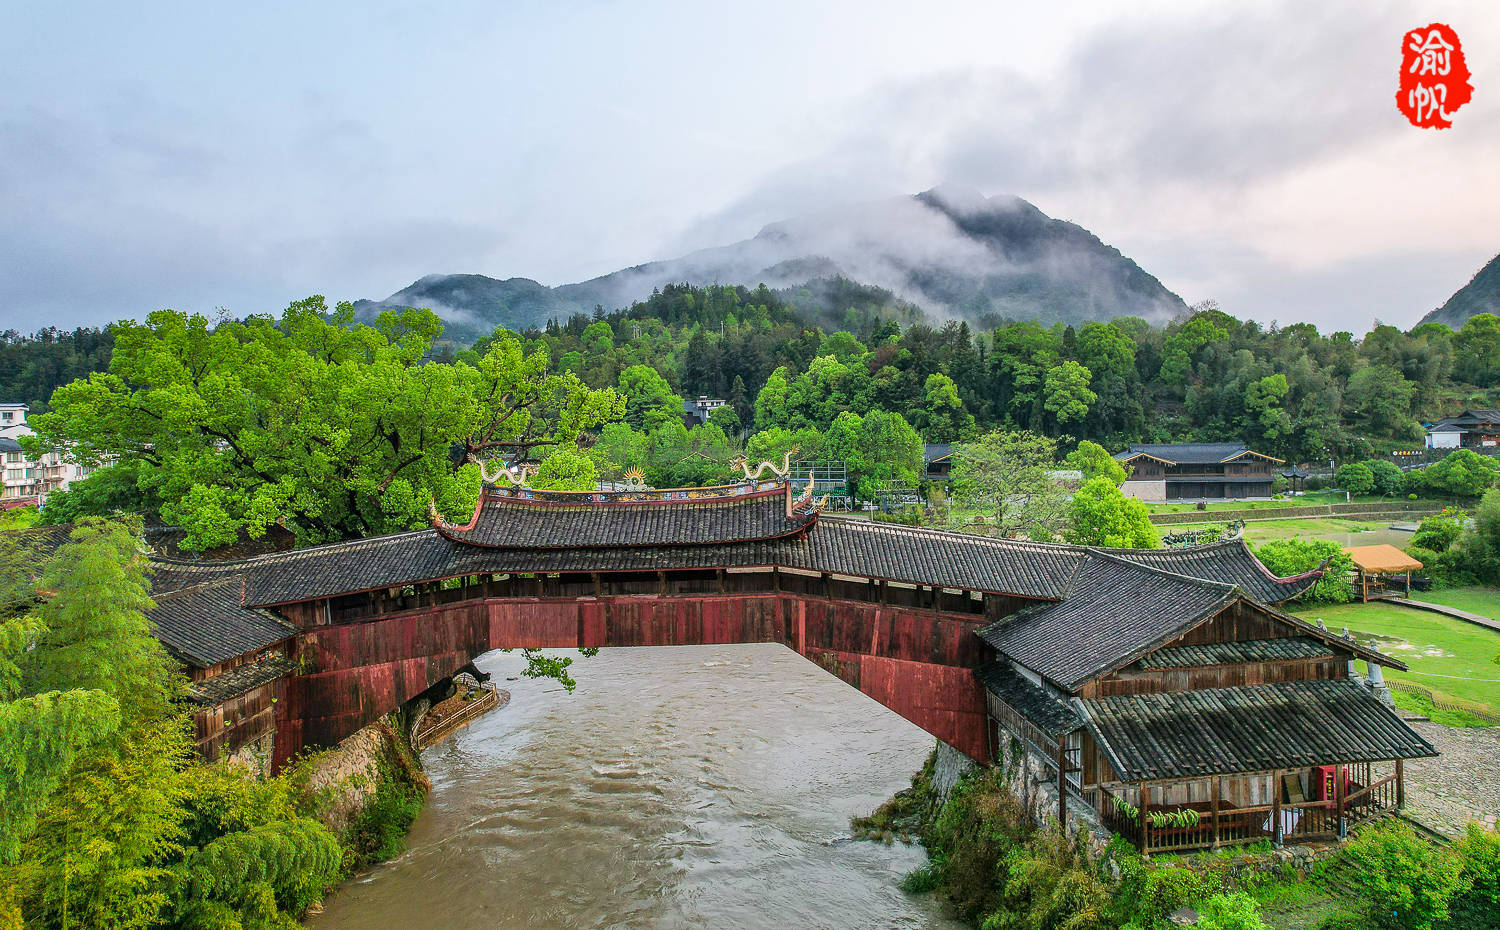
top-left (1085, 657), bottom-right (1346, 697)
top-left (271, 591), bottom-right (998, 771)
top-left (1167, 602), bottom-right (1297, 646)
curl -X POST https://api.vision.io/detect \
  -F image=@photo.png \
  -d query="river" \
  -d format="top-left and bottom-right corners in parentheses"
top-left (311, 643), bottom-right (964, 930)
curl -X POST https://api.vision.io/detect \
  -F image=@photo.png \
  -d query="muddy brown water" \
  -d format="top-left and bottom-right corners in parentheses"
top-left (310, 644), bottom-right (963, 930)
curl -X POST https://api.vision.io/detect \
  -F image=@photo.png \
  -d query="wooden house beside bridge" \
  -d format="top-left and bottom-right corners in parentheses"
top-left (21, 470), bottom-right (1431, 853)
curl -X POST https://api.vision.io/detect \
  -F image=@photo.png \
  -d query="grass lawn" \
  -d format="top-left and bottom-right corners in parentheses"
top-left (1295, 600), bottom-right (1500, 720)
top-left (1411, 586), bottom-right (1500, 619)
top-left (1143, 491), bottom-right (1385, 514)
top-left (1168, 517), bottom-right (1382, 547)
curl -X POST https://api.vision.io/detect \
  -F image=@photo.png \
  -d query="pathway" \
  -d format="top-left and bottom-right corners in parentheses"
top-left (1375, 596), bottom-right (1500, 634)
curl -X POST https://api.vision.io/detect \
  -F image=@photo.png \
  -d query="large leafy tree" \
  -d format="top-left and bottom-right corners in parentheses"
top-left (1065, 441), bottom-right (1127, 486)
top-left (1423, 449), bottom-right (1500, 498)
top-left (1064, 476), bottom-right (1160, 548)
top-left (950, 430), bottom-right (1067, 540)
top-left (26, 300), bottom-right (623, 549)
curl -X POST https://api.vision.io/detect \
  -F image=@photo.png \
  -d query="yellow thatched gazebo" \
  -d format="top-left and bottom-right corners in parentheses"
top-left (1344, 544), bottom-right (1424, 603)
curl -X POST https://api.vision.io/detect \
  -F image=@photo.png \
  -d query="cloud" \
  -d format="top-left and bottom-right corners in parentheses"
top-left (679, 0), bottom-right (1500, 329)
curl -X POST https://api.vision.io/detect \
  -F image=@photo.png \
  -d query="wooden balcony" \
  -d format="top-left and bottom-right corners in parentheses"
top-left (1088, 762), bottom-right (1403, 854)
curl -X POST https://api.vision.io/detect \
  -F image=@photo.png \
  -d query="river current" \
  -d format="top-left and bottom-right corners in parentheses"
top-left (311, 643), bottom-right (963, 930)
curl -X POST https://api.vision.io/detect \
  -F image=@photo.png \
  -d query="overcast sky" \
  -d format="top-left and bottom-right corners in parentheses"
top-left (2, 0), bottom-right (1495, 332)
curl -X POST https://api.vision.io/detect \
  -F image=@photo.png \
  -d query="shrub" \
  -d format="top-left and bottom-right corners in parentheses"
top-left (1404, 545), bottom-right (1441, 577)
top-left (1197, 892), bottom-right (1268, 930)
top-left (1255, 538), bottom-right (1353, 604)
top-left (1339, 821), bottom-right (1470, 930)
top-left (1336, 462), bottom-right (1375, 495)
top-left (1455, 822), bottom-right (1500, 909)
top-left (1362, 459), bottom-right (1405, 497)
top-left (900, 860), bottom-right (946, 894)
top-left (977, 828), bottom-right (1112, 930)
top-left (1412, 508), bottom-right (1467, 553)
top-left (348, 774), bottom-right (424, 866)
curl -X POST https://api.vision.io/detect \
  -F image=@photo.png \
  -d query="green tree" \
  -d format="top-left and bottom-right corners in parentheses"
top-left (26, 301), bottom-right (622, 549)
top-left (1160, 312), bottom-right (1230, 385)
top-left (1335, 462), bottom-right (1375, 496)
top-left (1411, 508), bottom-right (1467, 552)
top-left (1064, 476), bottom-right (1161, 548)
top-left (21, 518), bottom-right (179, 722)
top-left (1448, 488), bottom-right (1500, 584)
top-left (1075, 321), bottom-right (1137, 381)
top-left (1255, 538), bottom-right (1353, 604)
top-left (617, 364), bottom-right (683, 432)
top-left (1242, 374), bottom-right (1292, 448)
top-left (1043, 361), bottom-right (1095, 425)
top-left (1344, 364), bottom-right (1417, 437)
top-left (1453, 313), bottom-right (1500, 385)
top-left (36, 460), bottom-right (159, 525)
top-left (851, 410), bottom-right (924, 500)
top-left (531, 445), bottom-right (598, 491)
top-left (16, 715), bottom-right (191, 930)
top-left (1423, 449), bottom-right (1500, 498)
top-left (1362, 459), bottom-right (1405, 497)
top-left (1065, 441), bottom-right (1127, 486)
top-left (753, 367), bottom-right (792, 430)
top-left (706, 403), bottom-right (741, 435)
top-left (919, 372), bottom-right (975, 442)
top-left (950, 430), bottom-right (1066, 540)
top-left (585, 423), bottom-right (648, 481)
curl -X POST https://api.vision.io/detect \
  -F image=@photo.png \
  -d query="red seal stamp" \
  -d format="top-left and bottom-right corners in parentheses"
top-left (1397, 23), bottom-right (1473, 129)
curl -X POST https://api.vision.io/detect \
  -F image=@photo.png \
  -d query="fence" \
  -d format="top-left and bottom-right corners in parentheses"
top-left (414, 683), bottom-right (504, 750)
top-left (1386, 679), bottom-right (1500, 725)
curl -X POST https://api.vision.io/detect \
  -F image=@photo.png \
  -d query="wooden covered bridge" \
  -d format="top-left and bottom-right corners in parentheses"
top-left (113, 472), bottom-right (1431, 853)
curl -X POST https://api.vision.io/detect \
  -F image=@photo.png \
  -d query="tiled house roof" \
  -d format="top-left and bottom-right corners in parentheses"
top-left (145, 578), bottom-right (295, 668)
top-left (1082, 679), bottom-right (1438, 781)
top-left (975, 662), bottom-right (1081, 738)
top-left (435, 486), bottom-right (818, 548)
top-left (1104, 539), bottom-right (1320, 603)
top-left (1115, 442), bottom-right (1283, 465)
top-left (978, 552), bottom-right (1238, 690)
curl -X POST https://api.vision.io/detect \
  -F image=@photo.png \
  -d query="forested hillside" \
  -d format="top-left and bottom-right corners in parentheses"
top-left (521, 284), bottom-right (1500, 464)
top-left (0, 326), bottom-right (113, 413)
top-left (349, 187), bottom-right (1186, 342)
top-left (1420, 252), bottom-right (1500, 329)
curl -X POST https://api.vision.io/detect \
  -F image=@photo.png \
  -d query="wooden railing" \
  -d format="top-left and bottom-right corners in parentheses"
top-left (1347, 774), bottom-right (1400, 828)
top-left (415, 684), bottom-right (502, 750)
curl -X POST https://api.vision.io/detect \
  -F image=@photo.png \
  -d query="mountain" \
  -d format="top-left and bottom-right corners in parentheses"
top-left (355, 186), bottom-right (1187, 340)
top-left (349, 274), bottom-right (578, 337)
top-left (1418, 252), bottom-right (1500, 329)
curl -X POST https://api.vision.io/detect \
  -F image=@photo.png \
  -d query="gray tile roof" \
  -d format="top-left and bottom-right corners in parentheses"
top-left (1116, 442), bottom-right (1280, 465)
top-left (975, 662), bottom-right (1081, 737)
top-left (1104, 539), bottom-right (1320, 603)
top-left (145, 578), bottom-right (295, 668)
top-left (151, 519), bottom-right (1090, 605)
top-left (1082, 679), bottom-right (1437, 782)
top-left (978, 552), bottom-right (1236, 690)
top-left (189, 655), bottom-right (297, 704)
top-left (1138, 637), bottom-right (1334, 670)
top-left (437, 488), bottom-right (817, 548)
